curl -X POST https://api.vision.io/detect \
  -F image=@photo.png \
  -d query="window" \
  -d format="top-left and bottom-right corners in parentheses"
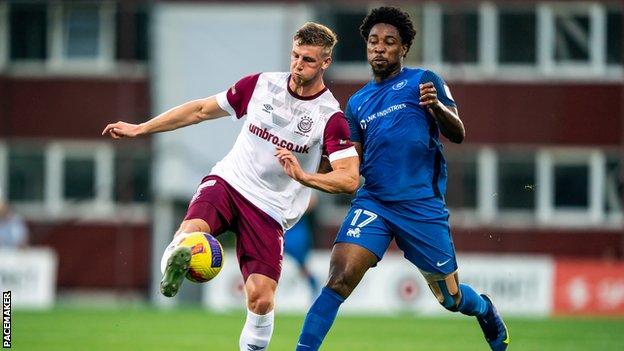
top-left (5, 1), bottom-right (146, 71)
top-left (8, 147), bottom-right (45, 201)
top-left (49, 2), bottom-right (115, 65)
top-left (446, 151), bottom-right (478, 209)
top-left (606, 8), bottom-right (622, 65)
top-left (330, 9), bottom-right (367, 63)
top-left (554, 12), bottom-right (590, 63)
top-left (498, 154), bottom-right (535, 210)
top-left (444, 147), bottom-right (617, 227)
top-left (605, 154), bottom-right (622, 216)
top-left (539, 3), bottom-right (607, 73)
top-left (64, 4), bottom-right (101, 58)
top-left (400, 6), bottom-right (424, 64)
top-left (114, 148), bottom-right (151, 203)
top-left (553, 164), bottom-right (589, 207)
top-left (0, 141), bottom-right (148, 221)
top-left (498, 9), bottom-right (536, 64)
top-left (537, 149), bottom-right (606, 225)
top-left (0, 3), bottom-right (6, 69)
top-left (442, 8), bottom-right (479, 63)
top-left (9, 2), bottom-right (47, 60)
top-left (115, 5), bottom-right (150, 61)
top-left (64, 158), bottom-right (96, 200)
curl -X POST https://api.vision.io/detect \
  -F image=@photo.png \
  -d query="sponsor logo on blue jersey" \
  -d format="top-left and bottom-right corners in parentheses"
top-left (359, 103), bottom-right (407, 130)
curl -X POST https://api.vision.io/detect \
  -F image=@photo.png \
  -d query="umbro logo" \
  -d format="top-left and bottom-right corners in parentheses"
top-left (262, 104), bottom-right (274, 113)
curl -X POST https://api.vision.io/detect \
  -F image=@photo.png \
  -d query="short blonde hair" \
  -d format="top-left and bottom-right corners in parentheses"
top-left (294, 22), bottom-right (338, 57)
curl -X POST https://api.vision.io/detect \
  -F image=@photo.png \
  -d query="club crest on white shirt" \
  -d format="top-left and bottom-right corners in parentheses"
top-left (297, 116), bottom-right (313, 134)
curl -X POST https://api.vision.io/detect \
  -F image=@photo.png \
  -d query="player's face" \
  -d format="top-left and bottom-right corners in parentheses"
top-left (290, 41), bottom-right (331, 86)
top-left (366, 23), bottom-right (407, 77)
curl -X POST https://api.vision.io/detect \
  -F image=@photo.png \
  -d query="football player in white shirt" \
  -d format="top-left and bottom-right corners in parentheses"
top-left (102, 22), bottom-right (358, 351)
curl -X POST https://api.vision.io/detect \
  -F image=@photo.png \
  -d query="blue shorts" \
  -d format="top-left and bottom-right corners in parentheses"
top-left (284, 215), bottom-right (312, 266)
top-left (335, 195), bottom-right (458, 275)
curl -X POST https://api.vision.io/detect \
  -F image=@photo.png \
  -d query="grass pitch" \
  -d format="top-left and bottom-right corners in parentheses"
top-left (14, 306), bottom-right (624, 350)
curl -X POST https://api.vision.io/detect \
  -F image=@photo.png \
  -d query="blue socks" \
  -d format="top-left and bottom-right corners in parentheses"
top-left (295, 284), bottom-right (487, 350)
top-left (296, 287), bottom-right (345, 350)
top-left (457, 284), bottom-right (489, 317)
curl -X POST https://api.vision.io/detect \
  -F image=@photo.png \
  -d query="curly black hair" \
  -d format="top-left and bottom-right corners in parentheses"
top-left (359, 6), bottom-right (416, 53)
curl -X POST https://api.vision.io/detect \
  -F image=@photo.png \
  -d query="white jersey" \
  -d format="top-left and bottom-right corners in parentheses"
top-left (213, 72), bottom-right (357, 229)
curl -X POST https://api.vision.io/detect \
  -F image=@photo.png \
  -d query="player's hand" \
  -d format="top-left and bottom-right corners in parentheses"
top-left (419, 82), bottom-right (443, 113)
top-left (101, 121), bottom-right (142, 139)
top-left (275, 147), bottom-right (306, 181)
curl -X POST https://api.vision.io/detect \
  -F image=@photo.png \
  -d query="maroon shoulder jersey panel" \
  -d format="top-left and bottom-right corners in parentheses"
top-left (226, 73), bottom-right (261, 118)
top-left (323, 111), bottom-right (353, 157)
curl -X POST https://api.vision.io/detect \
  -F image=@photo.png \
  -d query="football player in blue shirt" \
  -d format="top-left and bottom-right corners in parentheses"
top-left (295, 6), bottom-right (509, 351)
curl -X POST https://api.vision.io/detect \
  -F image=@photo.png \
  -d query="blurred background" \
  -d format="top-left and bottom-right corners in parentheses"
top-left (0, 0), bottom-right (622, 324)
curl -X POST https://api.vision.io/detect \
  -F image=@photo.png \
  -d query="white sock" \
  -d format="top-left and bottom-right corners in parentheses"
top-left (239, 309), bottom-right (274, 351)
top-left (160, 232), bottom-right (192, 274)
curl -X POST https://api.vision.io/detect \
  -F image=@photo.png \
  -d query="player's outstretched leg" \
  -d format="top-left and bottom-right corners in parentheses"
top-left (296, 287), bottom-right (345, 350)
top-left (159, 219), bottom-right (212, 297)
top-left (477, 294), bottom-right (510, 351)
top-left (426, 273), bottom-right (509, 351)
top-left (160, 245), bottom-right (191, 297)
top-left (296, 243), bottom-right (376, 351)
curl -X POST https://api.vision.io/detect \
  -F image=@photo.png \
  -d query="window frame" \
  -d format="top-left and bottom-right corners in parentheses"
top-left (3, 1), bottom-right (131, 75)
top-left (329, 2), bottom-right (621, 82)
top-left (605, 4), bottom-right (623, 73)
top-left (493, 4), bottom-right (539, 73)
top-left (1, 140), bottom-right (148, 222)
top-left (45, 141), bottom-right (114, 216)
top-left (495, 150), bottom-right (537, 222)
top-left (47, 1), bottom-right (116, 72)
top-left (604, 152), bottom-right (623, 223)
top-left (422, 2), bottom-right (484, 75)
top-left (538, 2), bottom-right (607, 77)
top-left (0, 1), bottom-right (7, 71)
top-left (536, 148), bottom-right (606, 225)
top-left (444, 146), bottom-right (480, 224)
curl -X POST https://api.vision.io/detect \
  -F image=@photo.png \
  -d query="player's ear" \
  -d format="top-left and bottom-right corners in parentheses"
top-left (322, 56), bottom-right (332, 70)
top-left (401, 44), bottom-right (409, 58)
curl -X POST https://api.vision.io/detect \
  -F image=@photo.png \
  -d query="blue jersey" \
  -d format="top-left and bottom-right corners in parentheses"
top-left (345, 67), bottom-right (456, 202)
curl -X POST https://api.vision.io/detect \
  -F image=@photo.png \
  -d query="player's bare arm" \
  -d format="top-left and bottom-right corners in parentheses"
top-left (276, 147), bottom-right (359, 194)
top-left (419, 82), bottom-right (465, 144)
top-left (102, 96), bottom-right (229, 139)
